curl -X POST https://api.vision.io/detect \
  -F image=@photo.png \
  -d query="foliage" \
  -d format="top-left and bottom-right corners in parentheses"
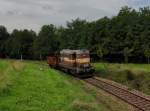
top-left (144, 48), bottom-right (150, 63)
top-left (5, 29), bottom-right (36, 59)
top-left (0, 26), bottom-right (9, 57)
top-left (95, 45), bottom-right (108, 60)
top-left (33, 25), bottom-right (59, 59)
top-left (123, 47), bottom-right (133, 63)
top-left (0, 6), bottom-right (150, 63)
top-left (94, 63), bottom-right (150, 95)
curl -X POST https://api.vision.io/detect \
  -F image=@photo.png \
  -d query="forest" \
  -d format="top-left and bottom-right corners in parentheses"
top-left (0, 6), bottom-right (150, 63)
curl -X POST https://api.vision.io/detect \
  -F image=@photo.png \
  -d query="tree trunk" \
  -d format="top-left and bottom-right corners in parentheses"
top-left (40, 54), bottom-right (42, 60)
top-left (148, 56), bottom-right (150, 64)
top-left (125, 55), bottom-right (128, 63)
top-left (21, 54), bottom-right (23, 61)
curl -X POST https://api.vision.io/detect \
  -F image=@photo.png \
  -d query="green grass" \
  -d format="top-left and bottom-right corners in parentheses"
top-left (0, 60), bottom-right (104, 111)
top-left (0, 60), bottom-right (133, 111)
top-left (94, 63), bottom-right (150, 95)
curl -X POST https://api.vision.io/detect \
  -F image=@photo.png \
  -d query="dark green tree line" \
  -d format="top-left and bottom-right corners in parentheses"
top-left (0, 6), bottom-right (150, 63)
top-left (33, 25), bottom-right (59, 59)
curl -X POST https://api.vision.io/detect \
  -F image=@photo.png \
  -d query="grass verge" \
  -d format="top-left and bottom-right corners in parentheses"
top-left (94, 63), bottom-right (150, 95)
top-left (0, 60), bottom-right (104, 111)
top-left (0, 60), bottom-right (133, 111)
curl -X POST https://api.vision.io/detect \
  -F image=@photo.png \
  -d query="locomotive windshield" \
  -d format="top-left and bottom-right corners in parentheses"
top-left (76, 53), bottom-right (90, 64)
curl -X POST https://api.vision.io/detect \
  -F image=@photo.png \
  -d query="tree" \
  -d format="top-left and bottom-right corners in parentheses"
top-left (123, 47), bottom-right (133, 63)
top-left (1, 6), bottom-right (150, 63)
top-left (65, 18), bottom-right (88, 49)
top-left (33, 25), bottom-right (59, 59)
top-left (95, 44), bottom-right (108, 61)
top-left (8, 29), bottom-right (36, 59)
top-left (144, 48), bottom-right (150, 64)
top-left (0, 26), bottom-right (9, 58)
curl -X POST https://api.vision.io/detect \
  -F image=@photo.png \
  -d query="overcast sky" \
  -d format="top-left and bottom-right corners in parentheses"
top-left (0, 0), bottom-right (149, 32)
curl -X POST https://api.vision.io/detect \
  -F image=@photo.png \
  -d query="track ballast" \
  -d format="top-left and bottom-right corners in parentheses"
top-left (84, 77), bottom-right (150, 111)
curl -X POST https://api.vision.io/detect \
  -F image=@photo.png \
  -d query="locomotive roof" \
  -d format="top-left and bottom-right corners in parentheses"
top-left (60, 49), bottom-right (89, 54)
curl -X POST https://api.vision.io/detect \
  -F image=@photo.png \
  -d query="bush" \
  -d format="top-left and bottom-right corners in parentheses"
top-left (125, 70), bottom-right (136, 81)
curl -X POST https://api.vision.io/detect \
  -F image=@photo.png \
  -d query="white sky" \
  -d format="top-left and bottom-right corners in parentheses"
top-left (0, 0), bottom-right (149, 32)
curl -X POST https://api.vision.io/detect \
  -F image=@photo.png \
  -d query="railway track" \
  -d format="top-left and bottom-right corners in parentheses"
top-left (84, 77), bottom-right (150, 111)
top-left (38, 62), bottom-right (150, 110)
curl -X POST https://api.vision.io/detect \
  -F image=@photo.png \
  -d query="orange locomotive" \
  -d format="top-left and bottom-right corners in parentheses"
top-left (47, 49), bottom-right (94, 77)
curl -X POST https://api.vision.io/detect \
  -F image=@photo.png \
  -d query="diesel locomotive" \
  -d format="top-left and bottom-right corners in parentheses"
top-left (47, 49), bottom-right (94, 77)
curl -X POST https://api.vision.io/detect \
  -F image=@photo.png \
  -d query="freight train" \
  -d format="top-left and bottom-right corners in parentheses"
top-left (47, 49), bottom-right (95, 78)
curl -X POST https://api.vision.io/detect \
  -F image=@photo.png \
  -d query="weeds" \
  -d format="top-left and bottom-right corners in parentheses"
top-left (94, 63), bottom-right (150, 95)
top-left (0, 60), bottom-right (104, 111)
top-left (71, 100), bottom-right (98, 111)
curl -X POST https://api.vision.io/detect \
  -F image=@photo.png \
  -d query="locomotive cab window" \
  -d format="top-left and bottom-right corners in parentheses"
top-left (72, 53), bottom-right (76, 60)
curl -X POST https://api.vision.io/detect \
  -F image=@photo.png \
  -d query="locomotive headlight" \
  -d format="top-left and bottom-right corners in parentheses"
top-left (83, 64), bottom-right (89, 67)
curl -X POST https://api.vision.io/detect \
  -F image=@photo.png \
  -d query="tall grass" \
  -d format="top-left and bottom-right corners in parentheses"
top-left (0, 60), bottom-right (25, 96)
top-left (94, 63), bottom-right (150, 95)
top-left (0, 60), bottom-right (103, 111)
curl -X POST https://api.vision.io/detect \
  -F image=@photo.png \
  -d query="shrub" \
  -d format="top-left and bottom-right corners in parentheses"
top-left (125, 70), bottom-right (136, 81)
